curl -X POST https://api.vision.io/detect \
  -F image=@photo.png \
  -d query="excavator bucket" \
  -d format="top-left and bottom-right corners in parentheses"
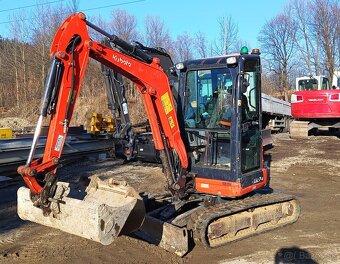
top-left (17, 176), bottom-right (145, 245)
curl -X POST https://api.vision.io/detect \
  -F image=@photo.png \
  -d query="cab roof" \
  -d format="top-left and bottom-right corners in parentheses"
top-left (182, 53), bottom-right (259, 69)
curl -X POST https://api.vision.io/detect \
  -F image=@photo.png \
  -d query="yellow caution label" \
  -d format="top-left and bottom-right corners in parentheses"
top-left (0, 128), bottom-right (13, 139)
top-left (161, 92), bottom-right (173, 115)
top-left (168, 116), bottom-right (175, 129)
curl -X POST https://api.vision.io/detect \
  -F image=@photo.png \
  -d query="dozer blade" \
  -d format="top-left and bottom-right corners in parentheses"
top-left (135, 215), bottom-right (190, 257)
top-left (17, 176), bottom-right (145, 245)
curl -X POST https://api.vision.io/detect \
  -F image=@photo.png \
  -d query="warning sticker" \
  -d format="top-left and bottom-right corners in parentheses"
top-left (161, 92), bottom-right (173, 115)
top-left (168, 116), bottom-right (175, 129)
top-left (54, 135), bottom-right (64, 152)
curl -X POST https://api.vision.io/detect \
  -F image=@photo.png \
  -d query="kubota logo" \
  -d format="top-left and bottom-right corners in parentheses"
top-left (112, 54), bottom-right (131, 67)
top-left (308, 98), bottom-right (324, 102)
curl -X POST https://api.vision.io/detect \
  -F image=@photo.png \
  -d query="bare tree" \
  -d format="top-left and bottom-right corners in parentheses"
top-left (291, 0), bottom-right (316, 76)
top-left (261, 72), bottom-right (281, 97)
top-left (213, 16), bottom-right (238, 55)
top-left (258, 10), bottom-right (297, 101)
top-left (310, 0), bottom-right (338, 81)
top-left (30, 3), bottom-right (67, 88)
top-left (194, 31), bottom-right (208, 58)
top-left (144, 16), bottom-right (172, 51)
top-left (111, 9), bottom-right (139, 41)
top-left (173, 33), bottom-right (193, 62)
top-left (0, 2), bottom-right (68, 113)
top-left (88, 15), bottom-right (110, 41)
top-left (336, 5), bottom-right (340, 68)
top-left (67, 0), bottom-right (79, 14)
top-left (233, 39), bottom-right (250, 53)
top-left (8, 11), bottom-right (31, 107)
top-left (291, 0), bottom-right (340, 77)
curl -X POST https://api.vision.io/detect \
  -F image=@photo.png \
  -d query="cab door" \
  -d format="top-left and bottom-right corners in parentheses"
top-left (240, 59), bottom-right (261, 173)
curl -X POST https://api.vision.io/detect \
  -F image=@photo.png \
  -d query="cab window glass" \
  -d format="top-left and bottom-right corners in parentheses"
top-left (184, 68), bottom-right (233, 129)
top-left (298, 79), bottom-right (318, 91)
top-left (241, 59), bottom-right (261, 173)
top-left (321, 77), bottom-right (329, 90)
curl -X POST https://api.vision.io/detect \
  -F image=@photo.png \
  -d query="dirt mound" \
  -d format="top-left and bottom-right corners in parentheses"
top-left (0, 117), bottom-right (31, 130)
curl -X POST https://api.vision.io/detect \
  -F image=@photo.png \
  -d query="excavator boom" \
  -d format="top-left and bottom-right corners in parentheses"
top-left (18, 12), bottom-right (187, 197)
top-left (17, 12), bottom-right (188, 242)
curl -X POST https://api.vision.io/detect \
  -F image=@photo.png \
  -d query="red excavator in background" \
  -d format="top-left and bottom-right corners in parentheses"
top-left (290, 75), bottom-right (340, 138)
top-left (17, 13), bottom-right (300, 256)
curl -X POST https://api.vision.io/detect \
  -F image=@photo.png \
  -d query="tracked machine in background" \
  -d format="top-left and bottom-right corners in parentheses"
top-left (17, 13), bottom-right (300, 256)
top-left (290, 75), bottom-right (340, 138)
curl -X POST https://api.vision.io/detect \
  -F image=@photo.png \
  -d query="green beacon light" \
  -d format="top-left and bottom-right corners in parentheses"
top-left (240, 46), bottom-right (249, 55)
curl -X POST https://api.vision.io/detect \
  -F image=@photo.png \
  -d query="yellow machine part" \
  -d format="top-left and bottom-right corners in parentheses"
top-left (0, 128), bottom-right (13, 139)
top-left (90, 112), bottom-right (115, 134)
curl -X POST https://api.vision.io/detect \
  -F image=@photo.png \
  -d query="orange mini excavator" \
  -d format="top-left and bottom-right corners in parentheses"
top-left (17, 13), bottom-right (300, 256)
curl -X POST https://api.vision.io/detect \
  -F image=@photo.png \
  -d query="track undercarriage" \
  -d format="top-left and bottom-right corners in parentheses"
top-left (187, 193), bottom-right (300, 248)
top-left (17, 174), bottom-right (300, 256)
top-left (140, 192), bottom-right (300, 254)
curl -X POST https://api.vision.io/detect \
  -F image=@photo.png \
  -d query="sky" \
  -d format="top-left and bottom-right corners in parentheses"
top-left (0, 0), bottom-right (288, 49)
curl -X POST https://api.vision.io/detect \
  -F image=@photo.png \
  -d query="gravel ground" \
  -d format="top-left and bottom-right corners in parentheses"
top-left (0, 133), bottom-right (340, 264)
top-left (0, 118), bottom-right (31, 130)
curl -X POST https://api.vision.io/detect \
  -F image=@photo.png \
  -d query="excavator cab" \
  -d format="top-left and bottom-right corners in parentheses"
top-left (177, 52), bottom-right (266, 197)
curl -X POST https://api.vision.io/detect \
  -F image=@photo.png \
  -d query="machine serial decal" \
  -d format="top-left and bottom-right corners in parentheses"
top-left (253, 176), bottom-right (264, 184)
top-left (54, 135), bottom-right (64, 152)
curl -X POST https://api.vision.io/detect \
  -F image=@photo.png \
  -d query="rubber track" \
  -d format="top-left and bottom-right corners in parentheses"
top-left (188, 193), bottom-right (300, 248)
